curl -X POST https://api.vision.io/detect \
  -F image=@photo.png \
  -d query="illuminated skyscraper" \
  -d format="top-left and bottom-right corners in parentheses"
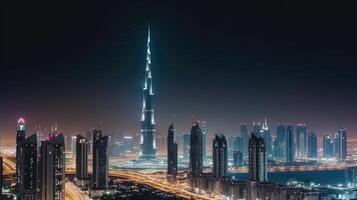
top-left (76, 135), bottom-right (88, 181)
top-left (212, 134), bottom-right (228, 178)
top-left (249, 133), bottom-right (268, 182)
top-left (240, 123), bottom-right (249, 161)
top-left (18, 134), bottom-right (37, 199)
top-left (140, 24), bottom-right (157, 160)
top-left (307, 132), bottom-right (317, 158)
top-left (16, 117), bottom-right (26, 188)
top-left (167, 123), bottom-right (178, 181)
top-left (286, 124), bottom-right (295, 163)
top-left (92, 129), bottom-right (109, 189)
top-left (323, 135), bottom-right (334, 157)
top-left (189, 121), bottom-right (203, 175)
top-left (39, 134), bottom-right (65, 200)
top-left (296, 124), bottom-right (307, 158)
top-left (335, 128), bottom-right (347, 161)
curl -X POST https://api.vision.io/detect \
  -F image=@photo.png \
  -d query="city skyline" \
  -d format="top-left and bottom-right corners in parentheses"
top-left (1, 2), bottom-right (357, 139)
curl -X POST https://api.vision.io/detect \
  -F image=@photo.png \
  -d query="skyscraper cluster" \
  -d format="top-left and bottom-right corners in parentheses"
top-left (15, 118), bottom-right (66, 200)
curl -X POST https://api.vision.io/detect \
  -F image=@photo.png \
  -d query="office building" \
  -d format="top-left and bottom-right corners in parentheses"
top-left (18, 134), bottom-right (37, 199)
top-left (261, 118), bottom-right (272, 158)
top-left (286, 124), bottom-right (295, 163)
top-left (274, 124), bottom-right (286, 161)
top-left (240, 123), bottom-right (249, 161)
top-left (212, 134), bottom-right (228, 178)
top-left (201, 121), bottom-right (207, 162)
top-left (335, 128), bottom-right (347, 161)
top-left (38, 134), bottom-right (65, 200)
top-left (249, 133), bottom-right (268, 182)
top-left (307, 132), bottom-right (317, 158)
top-left (296, 124), bottom-right (307, 158)
top-left (92, 129), bottom-right (109, 190)
top-left (323, 135), bottom-right (334, 158)
top-left (16, 117), bottom-right (26, 188)
top-left (189, 121), bottom-right (203, 175)
top-left (76, 135), bottom-right (88, 181)
top-left (167, 123), bottom-right (178, 181)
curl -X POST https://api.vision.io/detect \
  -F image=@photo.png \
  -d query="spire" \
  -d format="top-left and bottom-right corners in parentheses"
top-left (146, 23), bottom-right (151, 72)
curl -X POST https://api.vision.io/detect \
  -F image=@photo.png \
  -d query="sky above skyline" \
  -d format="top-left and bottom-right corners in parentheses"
top-left (1, 1), bottom-right (357, 140)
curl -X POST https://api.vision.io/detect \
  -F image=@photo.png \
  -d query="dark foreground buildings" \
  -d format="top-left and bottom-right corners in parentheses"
top-left (188, 121), bottom-right (203, 188)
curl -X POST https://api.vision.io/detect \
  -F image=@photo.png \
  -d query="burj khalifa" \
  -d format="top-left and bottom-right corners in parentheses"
top-left (139, 25), bottom-right (157, 160)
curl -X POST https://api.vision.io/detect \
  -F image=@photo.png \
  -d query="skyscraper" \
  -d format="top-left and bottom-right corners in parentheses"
top-left (307, 132), bottom-right (317, 158)
top-left (183, 132), bottom-right (190, 160)
top-left (335, 128), bottom-right (347, 161)
top-left (286, 124), bottom-right (295, 163)
top-left (201, 121), bottom-right (207, 162)
top-left (249, 133), bottom-right (268, 182)
top-left (16, 117), bottom-right (26, 188)
top-left (140, 24), bottom-right (157, 160)
top-left (212, 134), bottom-right (228, 178)
top-left (241, 123), bottom-right (249, 161)
top-left (189, 121), bottom-right (203, 175)
top-left (38, 134), bottom-right (65, 200)
top-left (296, 124), bottom-right (307, 158)
top-left (92, 129), bottom-right (109, 190)
top-left (274, 124), bottom-right (286, 161)
top-left (167, 123), bottom-right (178, 181)
top-left (18, 133), bottom-right (37, 199)
top-left (323, 135), bottom-right (334, 158)
top-left (261, 118), bottom-right (272, 159)
top-left (76, 135), bottom-right (88, 181)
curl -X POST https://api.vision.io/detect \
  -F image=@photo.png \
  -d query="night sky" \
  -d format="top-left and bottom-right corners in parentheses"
top-left (1, 1), bottom-right (357, 139)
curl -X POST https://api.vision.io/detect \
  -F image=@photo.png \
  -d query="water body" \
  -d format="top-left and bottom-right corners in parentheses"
top-left (230, 170), bottom-right (345, 185)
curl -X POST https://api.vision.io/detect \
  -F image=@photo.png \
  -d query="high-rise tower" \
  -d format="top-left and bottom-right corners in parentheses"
top-left (16, 117), bottom-right (26, 188)
top-left (38, 134), bottom-right (65, 200)
top-left (76, 135), bottom-right (88, 181)
top-left (212, 134), bottom-right (228, 178)
top-left (249, 133), bottom-right (268, 182)
top-left (189, 121), bottom-right (203, 175)
top-left (167, 123), bottom-right (178, 181)
top-left (140, 24), bottom-right (157, 160)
